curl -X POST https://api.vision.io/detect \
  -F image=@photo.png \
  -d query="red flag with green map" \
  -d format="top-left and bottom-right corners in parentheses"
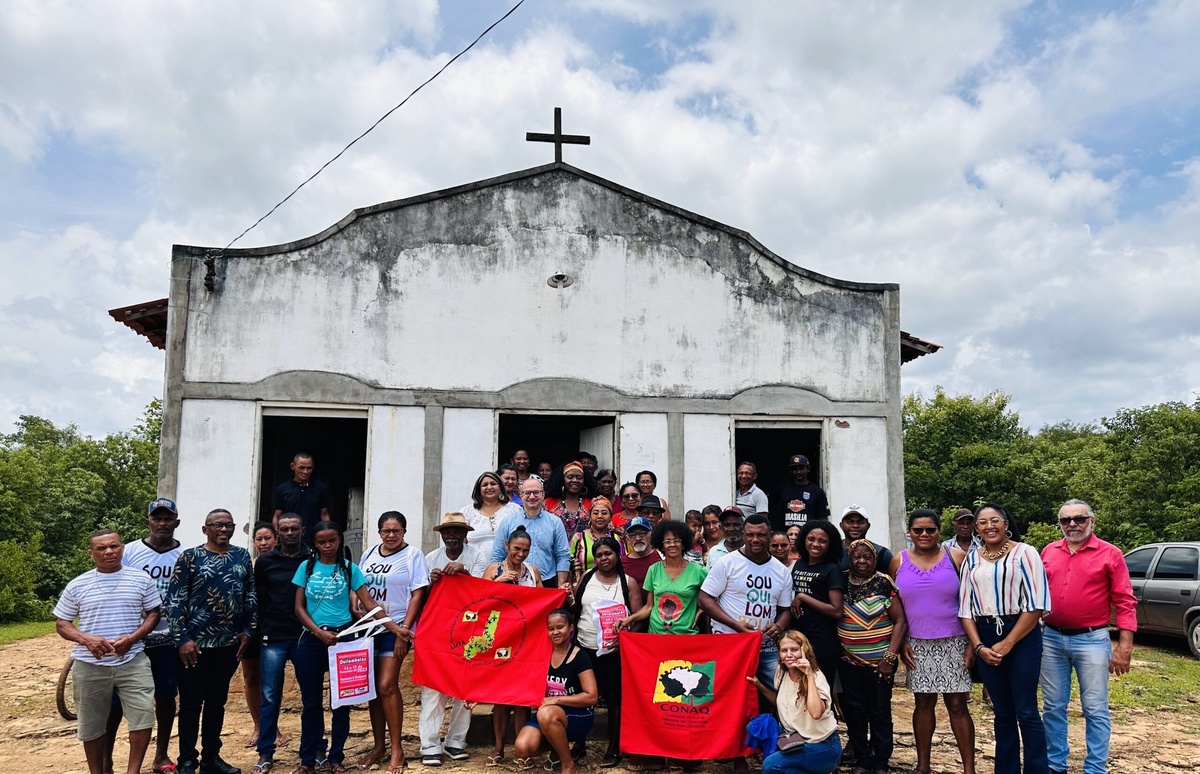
top-left (412, 574), bottom-right (567, 706)
top-left (620, 632), bottom-right (760, 759)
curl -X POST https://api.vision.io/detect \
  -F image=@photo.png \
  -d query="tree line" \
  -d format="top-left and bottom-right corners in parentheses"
top-left (1, 392), bottom-right (1197, 622)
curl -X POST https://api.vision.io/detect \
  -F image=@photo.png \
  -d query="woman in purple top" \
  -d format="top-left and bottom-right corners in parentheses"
top-left (888, 509), bottom-right (976, 774)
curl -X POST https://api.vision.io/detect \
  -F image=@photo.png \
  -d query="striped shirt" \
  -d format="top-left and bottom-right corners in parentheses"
top-left (838, 571), bottom-right (897, 667)
top-left (54, 567), bottom-right (160, 666)
top-left (957, 541), bottom-right (1051, 619)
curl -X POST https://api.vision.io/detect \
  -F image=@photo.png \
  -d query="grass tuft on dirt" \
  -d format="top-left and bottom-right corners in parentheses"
top-left (0, 621), bottom-right (55, 646)
top-left (1111, 641), bottom-right (1200, 716)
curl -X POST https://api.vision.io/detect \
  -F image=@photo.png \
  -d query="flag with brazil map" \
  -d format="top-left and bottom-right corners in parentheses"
top-left (412, 574), bottom-right (566, 707)
top-left (620, 632), bottom-right (760, 759)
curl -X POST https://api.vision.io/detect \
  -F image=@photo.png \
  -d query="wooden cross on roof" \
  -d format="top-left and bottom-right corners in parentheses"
top-left (526, 107), bottom-right (590, 163)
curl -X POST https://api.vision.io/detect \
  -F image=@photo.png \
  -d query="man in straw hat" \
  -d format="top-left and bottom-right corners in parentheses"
top-left (418, 513), bottom-right (488, 766)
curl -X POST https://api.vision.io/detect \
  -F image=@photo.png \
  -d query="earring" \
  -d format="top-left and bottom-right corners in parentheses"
top-left (1005, 529), bottom-right (1013, 539)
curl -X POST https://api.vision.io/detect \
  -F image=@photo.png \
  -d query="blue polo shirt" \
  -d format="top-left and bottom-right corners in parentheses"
top-left (489, 509), bottom-right (572, 581)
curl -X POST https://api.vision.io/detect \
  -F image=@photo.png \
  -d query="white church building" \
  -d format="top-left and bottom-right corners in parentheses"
top-left (112, 158), bottom-right (939, 554)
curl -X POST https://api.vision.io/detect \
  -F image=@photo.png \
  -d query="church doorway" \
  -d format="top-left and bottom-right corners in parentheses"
top-left (733, 421), bottom-right (823, 517)
top-left (257, 409), bottom-right (368, 556)
top-left (498, 413), bottom-right (617, 476)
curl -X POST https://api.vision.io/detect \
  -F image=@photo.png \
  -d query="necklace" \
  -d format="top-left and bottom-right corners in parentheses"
top-left (981, 540), bottom-right (1012, 561)
top-left (848, 574), bottom-right (873, 585)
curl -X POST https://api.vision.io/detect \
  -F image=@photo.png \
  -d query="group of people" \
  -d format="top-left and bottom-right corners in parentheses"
top-left (56, 447), bottom-right (1138, 774)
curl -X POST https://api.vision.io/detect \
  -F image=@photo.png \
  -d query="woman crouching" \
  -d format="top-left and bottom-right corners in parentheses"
top-left (512, 609), bottom-right (598, 774)
top-left (749, 631), bottom-right (842, 774)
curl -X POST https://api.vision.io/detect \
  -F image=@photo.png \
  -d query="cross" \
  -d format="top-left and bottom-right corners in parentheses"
top-left (526, 107), bottom-right (590, 163)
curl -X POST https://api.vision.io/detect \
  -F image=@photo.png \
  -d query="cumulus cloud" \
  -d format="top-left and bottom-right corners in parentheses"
top-left (1, 0), bottom-right (1198, 435)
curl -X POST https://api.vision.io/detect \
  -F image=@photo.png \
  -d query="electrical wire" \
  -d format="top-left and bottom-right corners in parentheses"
top-left (217, 0), bottom-right (528, 253)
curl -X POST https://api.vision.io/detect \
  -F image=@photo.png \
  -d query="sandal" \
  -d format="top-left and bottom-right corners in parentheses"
top-left (330, 765), bottom-right (350, 774)
top-left (252, 764), bottom-right (275, 774)
top-left (514, 758), bottom-right (535, 771)
top-left (386, 767), bottom-right (408, 774)
top-left (154, 766), bottom-right (178, 774)
top-left (486, 755), bottom-right (506, 767)
top-left (292, 767), bottom-right (316, 774)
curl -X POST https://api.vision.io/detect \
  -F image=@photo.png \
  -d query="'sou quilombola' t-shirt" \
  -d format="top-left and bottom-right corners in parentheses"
top-left (701, 550), bottom-right (793, 647)
top-left (359, 543), bottom-right (430, 624)
top-left (292, 560), bottom-right (366, 628)
top-left (122, 539), bottom-right (181, 645)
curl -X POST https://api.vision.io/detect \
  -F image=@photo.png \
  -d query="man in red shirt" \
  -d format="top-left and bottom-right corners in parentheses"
top-left (1039, 499), bottom-right (1137, 774)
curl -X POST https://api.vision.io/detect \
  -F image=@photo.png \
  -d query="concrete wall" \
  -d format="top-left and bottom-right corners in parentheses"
top-left (438, 408), bottom-right (497, 544)
top-left (824, 416), bottom-right (894, 549)
top-left (364, 406), bottom-right (426, 552)
top-left (173, 399), bottom-right (258, 548)
top-left (179, 171), bottom-right (888, 405)
top-left (618, 413), bottom-right (669, 500)
top-left (683, 414), bottom-right (733, 509)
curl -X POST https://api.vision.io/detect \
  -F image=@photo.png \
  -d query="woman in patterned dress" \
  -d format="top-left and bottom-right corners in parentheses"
top-left (838, 539), bottom-right (908, 774)
top-left (889, 510), bottom-right (975, 774)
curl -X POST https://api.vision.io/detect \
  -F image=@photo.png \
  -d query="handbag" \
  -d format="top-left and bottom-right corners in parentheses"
top-left (327, 608), bottom-right (387, 709)
top-left (776, 731), bottom-right (806, 752)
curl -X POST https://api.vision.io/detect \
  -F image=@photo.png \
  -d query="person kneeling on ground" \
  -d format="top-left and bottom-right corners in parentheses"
top-left (511, 608), bottom-right (598, 774)
top-left (749, 631), bottom-right (842, 774)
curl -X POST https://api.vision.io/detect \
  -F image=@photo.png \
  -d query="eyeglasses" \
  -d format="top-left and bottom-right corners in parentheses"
top-left (1058, 516), bottom-right (1091, 526)
top-left (910, 526), bottom-right (939, 535)
top-left (661, 538), bottom-right (683, 546)
top-left (622, 493), bottom-right (640, 499)
top-left (207, 522), bottom-right (236, 531)
top-left (975, 518), bottom-right (1004, 527)
top-left (380, 528), bottom-right (404, 535)
top-left (522, 490), bottom-right (543, 497)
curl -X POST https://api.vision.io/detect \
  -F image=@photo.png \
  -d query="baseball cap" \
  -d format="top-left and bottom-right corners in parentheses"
top-left (841, 504), bottom-right (870, 520)
top-left (626, 516), bottom-right (652, 533)
top-left (147, 497), bottom-right (178, 516)
top-left (952, 508), bottom-right (975, 522)
top-left (788, 454), bottom-right (810, 467)
top-left (719, 505), bottom-right (746, 521)
top-left (638, 495), bottom-right (665, 512)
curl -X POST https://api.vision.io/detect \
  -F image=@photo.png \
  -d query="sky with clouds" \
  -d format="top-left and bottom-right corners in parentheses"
top-left (2, 0), bottom-right (1198, 437)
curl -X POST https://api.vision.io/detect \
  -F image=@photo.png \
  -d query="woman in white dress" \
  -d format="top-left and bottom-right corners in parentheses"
top-left (461, 471), bottom-right (520, 550)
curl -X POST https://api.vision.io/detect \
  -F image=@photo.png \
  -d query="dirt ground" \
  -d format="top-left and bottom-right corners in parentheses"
top-left (4, 634), bottom-right (1199, 774)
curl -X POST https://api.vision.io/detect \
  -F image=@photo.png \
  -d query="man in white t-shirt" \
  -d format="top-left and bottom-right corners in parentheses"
top-left (55, 529), bottom-right (161, 774)
top-left (700, 513), bottom-right (793, 774)
top-left (419, 513), bottom-right (488, 766)
top-left (104, 498), bottom-right (184, 774)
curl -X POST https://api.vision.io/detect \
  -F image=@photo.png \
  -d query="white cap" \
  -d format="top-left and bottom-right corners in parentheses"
top-left (840, 504), bottom-right (869, 520)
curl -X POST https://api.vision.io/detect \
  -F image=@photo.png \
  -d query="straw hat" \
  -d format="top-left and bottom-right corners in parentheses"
top-left (432, 512), bottom-right (474, 532)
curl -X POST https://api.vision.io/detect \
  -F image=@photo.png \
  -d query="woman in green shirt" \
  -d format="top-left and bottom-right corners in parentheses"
top-left (615, 521), bottom-right (707, 636)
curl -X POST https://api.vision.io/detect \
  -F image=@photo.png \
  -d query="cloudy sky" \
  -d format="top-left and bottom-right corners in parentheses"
top-left (2, 0), bottom-right (1198, 437)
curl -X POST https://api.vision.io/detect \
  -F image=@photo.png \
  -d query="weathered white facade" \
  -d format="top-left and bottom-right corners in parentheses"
top-left (159, 164), bottom-right (906, 552)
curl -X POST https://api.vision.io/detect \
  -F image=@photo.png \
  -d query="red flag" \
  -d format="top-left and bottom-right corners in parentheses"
top-left (620, 632), bottom-right (760, 759)
top-left (412, 574), bottom-right (567, 707)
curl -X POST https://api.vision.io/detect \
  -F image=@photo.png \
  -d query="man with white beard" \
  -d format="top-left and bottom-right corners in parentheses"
top-left (620, 517), bottom-right (661, 589)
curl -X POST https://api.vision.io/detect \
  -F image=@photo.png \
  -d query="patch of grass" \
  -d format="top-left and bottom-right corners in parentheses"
top-left (1110, 640), bottom-right (1200, 715)
top-left (0, 620), bottom-right (56, 646)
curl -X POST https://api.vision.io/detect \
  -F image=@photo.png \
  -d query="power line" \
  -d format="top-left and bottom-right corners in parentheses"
top-left (218, 0), bottom-right (528, 253)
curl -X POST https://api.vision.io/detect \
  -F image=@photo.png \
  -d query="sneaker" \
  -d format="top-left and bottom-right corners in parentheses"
top-left (444, 748), bottom-right (470, 761)
top-left (200, 758), bottom-right (242, 774)
top-left (422, 755), bottom-right (443, 767)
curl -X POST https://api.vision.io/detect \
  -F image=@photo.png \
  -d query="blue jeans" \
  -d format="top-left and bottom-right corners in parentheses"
top-left (977, 617), bottom-right (1048, 774)
top-left (1040, 627), bottom-right (1111, 774)
top-left (295, 631), bottom-right (351, 766)
top-left (762, 733), bottom-right (842, 774)
top-left (257, 639), bottom-right (300, 760)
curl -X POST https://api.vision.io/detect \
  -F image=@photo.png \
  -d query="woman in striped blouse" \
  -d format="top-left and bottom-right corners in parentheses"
top-left (957, 504), bottom-right (1051, 774)
top-left (838, 539), bottom-right (908, 774)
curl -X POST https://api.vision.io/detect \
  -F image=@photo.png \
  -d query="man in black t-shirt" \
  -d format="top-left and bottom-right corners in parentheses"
top-left (252, 514), bottom-right (311, 772)
top-left (773, 454), bottom-right (829, 531)
top-left (271, 452), bottom-right (330, 533)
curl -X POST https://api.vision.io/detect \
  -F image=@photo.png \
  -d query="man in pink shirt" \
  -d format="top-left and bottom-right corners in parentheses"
top-left (1040, 499), bottom-right (1137, 774)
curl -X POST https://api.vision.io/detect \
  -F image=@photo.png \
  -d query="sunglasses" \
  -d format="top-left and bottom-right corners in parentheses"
top-left (1058, 515), bottom-right (1091, 526)
top-left (909, 526), bottom-right (939, 535)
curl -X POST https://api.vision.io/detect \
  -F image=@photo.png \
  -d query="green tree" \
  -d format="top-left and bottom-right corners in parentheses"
top-left (0, 400), bottom-right (161, 621)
